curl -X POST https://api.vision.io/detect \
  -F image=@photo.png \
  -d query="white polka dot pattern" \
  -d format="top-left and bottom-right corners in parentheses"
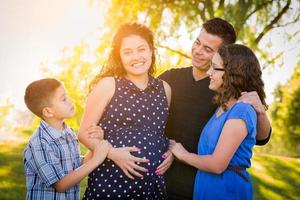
top-left (83, 76), bottom-right (169, 199)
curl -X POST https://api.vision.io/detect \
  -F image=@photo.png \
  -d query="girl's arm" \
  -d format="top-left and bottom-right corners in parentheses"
top-left (171, 118), bottom-right (248, 174)
top-left (78, 77), bottom-right (115, 150)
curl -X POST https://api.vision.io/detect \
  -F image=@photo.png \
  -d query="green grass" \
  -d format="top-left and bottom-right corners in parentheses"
top-left (0, 142), bottom-right (299, 199)
top-left (250, 153), bottom-right (300, 200)
top-left (0, 142), bottom-right (88, 199)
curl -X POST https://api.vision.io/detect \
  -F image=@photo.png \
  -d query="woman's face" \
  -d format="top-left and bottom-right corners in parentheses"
top-left (120, 34), bottom-right (152, 77)
top-left (207, 52), bottom-right (225, 91)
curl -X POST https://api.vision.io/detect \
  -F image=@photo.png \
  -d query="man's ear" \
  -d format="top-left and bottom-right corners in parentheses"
top-left (42, 107), bottom-right (54, 118)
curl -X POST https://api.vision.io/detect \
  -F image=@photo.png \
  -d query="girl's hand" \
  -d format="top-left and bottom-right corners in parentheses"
top-left (171, 142), bottom-right (189, 161)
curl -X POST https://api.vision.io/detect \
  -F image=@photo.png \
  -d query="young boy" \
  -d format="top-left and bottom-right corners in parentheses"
top-left (23, 78), bottom-right (111, 200)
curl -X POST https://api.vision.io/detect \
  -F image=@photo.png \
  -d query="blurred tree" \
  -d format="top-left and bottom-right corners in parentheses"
top-left (0, 99), bottom-right (14, 130)
top-left (38, 0), bottom-right (300, 146)
top-left (266, 62), bottom-right (300, 156)
top-left (99, 0), bottom-right (299, 69)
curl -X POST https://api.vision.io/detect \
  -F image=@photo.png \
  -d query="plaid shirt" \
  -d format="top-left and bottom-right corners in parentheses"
top-left (24, 120), bottom-right (81, 200)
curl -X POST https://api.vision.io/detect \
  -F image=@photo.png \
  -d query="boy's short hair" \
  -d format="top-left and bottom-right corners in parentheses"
top-left (203, 18), bottom-right (237, 45)
top-left (24, 78), bottom-right (61, 118)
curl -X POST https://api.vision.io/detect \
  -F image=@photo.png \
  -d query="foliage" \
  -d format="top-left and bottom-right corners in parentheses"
top-left (41, 43), bottom-right (99, 130)
top-left (0, 99), bottom-right (14, 130)
top-left (28, 0), bottom-right (300, 153)
top-left (99, 0), bottom-right (299, 67)
top-left (265, 62), bottom-right (300, 156)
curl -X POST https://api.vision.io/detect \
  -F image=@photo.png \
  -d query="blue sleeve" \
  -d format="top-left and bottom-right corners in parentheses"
top-left (29, 140), bottom-right (65, 187)
top-left (227, 103), bottom-right (257, 137)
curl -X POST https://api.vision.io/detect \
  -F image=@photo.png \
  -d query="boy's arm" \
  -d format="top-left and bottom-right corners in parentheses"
top-left (81, 151), bottom-right (93, 164)
top-left (52, 140), bottom-right (111, 192)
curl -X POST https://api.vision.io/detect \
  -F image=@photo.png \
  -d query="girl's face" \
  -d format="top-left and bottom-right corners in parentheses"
top-left (207, 52), bottom-right (225, 91)
top-left (120, 34), bottom-right (152, 77)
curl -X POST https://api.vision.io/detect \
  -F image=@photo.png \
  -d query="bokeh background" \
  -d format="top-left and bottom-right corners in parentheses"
top-left (0, 0), bottom-right (299, 199)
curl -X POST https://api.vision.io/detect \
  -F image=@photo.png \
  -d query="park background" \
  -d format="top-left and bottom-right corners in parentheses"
top-left (0, 0), bottom-right (300, 199)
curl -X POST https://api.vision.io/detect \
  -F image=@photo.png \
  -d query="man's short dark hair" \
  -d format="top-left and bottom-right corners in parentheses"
top-left (203, 18), bottom-right (237, 45)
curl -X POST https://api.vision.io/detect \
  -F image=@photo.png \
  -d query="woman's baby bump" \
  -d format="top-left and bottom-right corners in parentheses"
top-left (106, 127), bottom-right (169, 172)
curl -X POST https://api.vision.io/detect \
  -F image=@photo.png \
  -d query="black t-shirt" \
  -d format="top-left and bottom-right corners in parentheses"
top-left (159, 67), bottom-right (217, 199)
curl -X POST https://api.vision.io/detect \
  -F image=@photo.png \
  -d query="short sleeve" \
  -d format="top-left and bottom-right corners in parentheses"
top-left (158, 70), bottom-right (172, 84)
top-left (29, 141), bottom-right (65, 187)
top-left (227, 103), bottom-right (257, 137)
top-left (256, 127), bottom-right (272, 145)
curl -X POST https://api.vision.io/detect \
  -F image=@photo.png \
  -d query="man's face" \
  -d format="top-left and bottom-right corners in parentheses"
top-left (191, 29), bottom-right (223, 72)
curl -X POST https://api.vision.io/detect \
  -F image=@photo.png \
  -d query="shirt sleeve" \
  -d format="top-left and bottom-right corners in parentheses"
top-left (29, 141), bottom-right (66, 187)
top-left (256, 127), bottom-right (272, 146)
top-left (227, 103), bottom-right (257, 138)
top-left (158, 69), bottom-right (172, 84)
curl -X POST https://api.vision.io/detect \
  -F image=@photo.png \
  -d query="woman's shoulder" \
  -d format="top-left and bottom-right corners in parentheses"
top-left (95, 76), bottom-right (115, 88)
top-left (91, 76), bottom-right (116, 95)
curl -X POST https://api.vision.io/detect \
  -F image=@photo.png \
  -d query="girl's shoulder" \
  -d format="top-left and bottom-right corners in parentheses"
top-left (229, 102), bottom-right (257, 123)
top-left (232, 102), bottom-right (255, 113)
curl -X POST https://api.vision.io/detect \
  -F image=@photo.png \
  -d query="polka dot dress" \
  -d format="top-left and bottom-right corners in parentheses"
top-left (83, 76), bottom-right (169, 200)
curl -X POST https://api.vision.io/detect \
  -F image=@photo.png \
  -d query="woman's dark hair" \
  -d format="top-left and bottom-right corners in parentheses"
top-left (214, 44), bottom-right (267, 110)
top-left (89, 23), bottom-right (155, 91)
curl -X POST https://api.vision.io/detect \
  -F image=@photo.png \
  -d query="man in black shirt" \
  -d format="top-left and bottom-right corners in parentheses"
top-left (157, 18), bottom-right (272, 200)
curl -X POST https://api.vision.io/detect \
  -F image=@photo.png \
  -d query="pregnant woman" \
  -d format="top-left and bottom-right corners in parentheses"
top-left (78, 23), bottom-right (171, 199)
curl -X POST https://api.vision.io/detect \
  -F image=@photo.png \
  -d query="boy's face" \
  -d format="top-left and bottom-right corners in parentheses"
top-left (46, 85), bottom-right (75, 120)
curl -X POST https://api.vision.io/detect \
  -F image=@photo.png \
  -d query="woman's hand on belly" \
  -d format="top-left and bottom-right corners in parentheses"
top-left (107, 146), bottom-right (150, 179)
top-left (155, 150), bottom-right (174, 175)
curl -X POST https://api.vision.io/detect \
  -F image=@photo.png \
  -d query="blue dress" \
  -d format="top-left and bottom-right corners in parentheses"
top-left (83, 76), bottom-right (169, 200)
top-left (193, 102), bottom-right (257, 200)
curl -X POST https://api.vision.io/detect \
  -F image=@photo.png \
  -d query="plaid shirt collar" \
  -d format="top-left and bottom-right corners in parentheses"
top-left (40, 120), bottom-right (73, 140)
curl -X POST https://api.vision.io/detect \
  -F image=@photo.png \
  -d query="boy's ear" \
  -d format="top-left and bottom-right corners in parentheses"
top-left (42, 107), bottom-right (54, 118)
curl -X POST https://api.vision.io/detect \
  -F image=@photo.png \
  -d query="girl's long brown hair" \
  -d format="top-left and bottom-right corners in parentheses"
top-left (214, 44), bottom-right (267, 110)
